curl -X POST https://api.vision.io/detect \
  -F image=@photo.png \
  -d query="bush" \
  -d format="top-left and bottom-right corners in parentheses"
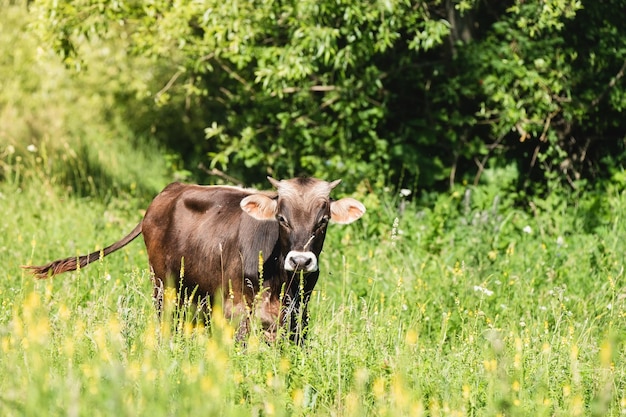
top-left (25, 0), bottom-right (626, 195)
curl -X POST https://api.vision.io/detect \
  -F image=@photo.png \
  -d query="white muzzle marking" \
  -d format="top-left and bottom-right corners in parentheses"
top-left (284, 251), bottom-right (318, 273)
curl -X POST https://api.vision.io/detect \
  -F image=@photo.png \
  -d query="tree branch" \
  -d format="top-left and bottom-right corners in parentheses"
top-left (197, 164), bottom-right (245, 186)
top-left (473, 134), bottom-right (506, 186)
top-left (590, 58), bottom-right (626, 108)
top-left (155, 69), bottom-right (184, 101)
top-left (280, 85), bottom-right (339, 94)
top-left (214, 57), bottom-right (252, 91)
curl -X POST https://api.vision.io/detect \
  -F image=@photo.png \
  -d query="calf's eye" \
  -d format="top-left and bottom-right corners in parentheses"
top-left (277, 214), bottom-right (289, 227)
top-left (317, 216), bottom-right (329, 228)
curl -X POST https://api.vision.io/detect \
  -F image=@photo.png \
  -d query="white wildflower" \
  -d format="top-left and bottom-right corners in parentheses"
top-left (522, 225), bottom-right (532, 234)
top-left (6, 145), bottom-right (15, 155)
top-left (26, 144), bottom-right (37, 153)
top-left (473, 285), bottom-right (494, 296)
top-left (399, 188), bottom-right (411, 197)
top-left (556, 236), bottom-right (564, 247)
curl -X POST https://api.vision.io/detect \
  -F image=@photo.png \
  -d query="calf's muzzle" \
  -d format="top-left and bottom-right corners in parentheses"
top-left (284, 251), bottom-right (318, 273)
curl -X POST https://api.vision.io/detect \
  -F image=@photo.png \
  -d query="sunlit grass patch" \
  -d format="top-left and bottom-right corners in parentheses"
top-left (2, 165), bottom-right (626, 416)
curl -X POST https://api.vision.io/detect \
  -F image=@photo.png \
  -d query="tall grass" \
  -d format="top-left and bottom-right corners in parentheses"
top-left (2, 169), bottom-right (626, 416)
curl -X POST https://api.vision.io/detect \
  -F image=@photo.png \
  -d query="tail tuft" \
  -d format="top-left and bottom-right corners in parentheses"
top-left (22, 257), bottom-right (80, 279)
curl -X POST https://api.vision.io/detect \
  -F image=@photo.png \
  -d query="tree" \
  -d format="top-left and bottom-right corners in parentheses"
top-left (30, 0), bottom-right (626, 193)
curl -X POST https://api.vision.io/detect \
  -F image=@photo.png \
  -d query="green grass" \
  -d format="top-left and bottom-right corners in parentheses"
top-left (1, 169), bottom-right (626, 416)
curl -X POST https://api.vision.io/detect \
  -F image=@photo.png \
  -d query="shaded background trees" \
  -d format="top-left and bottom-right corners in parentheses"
top-left (13, 0), bottom-right (626, 194)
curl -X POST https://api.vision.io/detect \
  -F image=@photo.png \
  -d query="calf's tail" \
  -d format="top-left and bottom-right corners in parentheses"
top-left (23, 222), bottom-right (143, 279)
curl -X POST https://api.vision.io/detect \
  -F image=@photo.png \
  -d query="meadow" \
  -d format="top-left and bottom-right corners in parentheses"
top-left (1, 145), bottom-right (626, 416)
top-left (2, 3), bottom-right (626, 414)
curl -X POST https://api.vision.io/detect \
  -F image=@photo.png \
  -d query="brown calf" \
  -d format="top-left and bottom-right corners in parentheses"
top-left (24, 177), bottom-right (365, 342)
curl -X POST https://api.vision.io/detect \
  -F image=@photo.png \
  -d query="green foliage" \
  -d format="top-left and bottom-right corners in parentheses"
top-left (0, 1), bottom-right (172, 201)
top-left (457, 0), bottom-right (626, 193)
top-left (26, 0), bottom-right (626, 194)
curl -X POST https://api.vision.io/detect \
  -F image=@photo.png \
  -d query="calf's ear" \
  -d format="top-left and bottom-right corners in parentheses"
top-left (330, 198), bottom-right (366, 224)
top-left (241, 194), bottom-right (278, 220)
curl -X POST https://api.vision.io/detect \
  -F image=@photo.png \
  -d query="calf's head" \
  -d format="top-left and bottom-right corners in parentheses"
top-left (240, 177), bottom-right (365, 274)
